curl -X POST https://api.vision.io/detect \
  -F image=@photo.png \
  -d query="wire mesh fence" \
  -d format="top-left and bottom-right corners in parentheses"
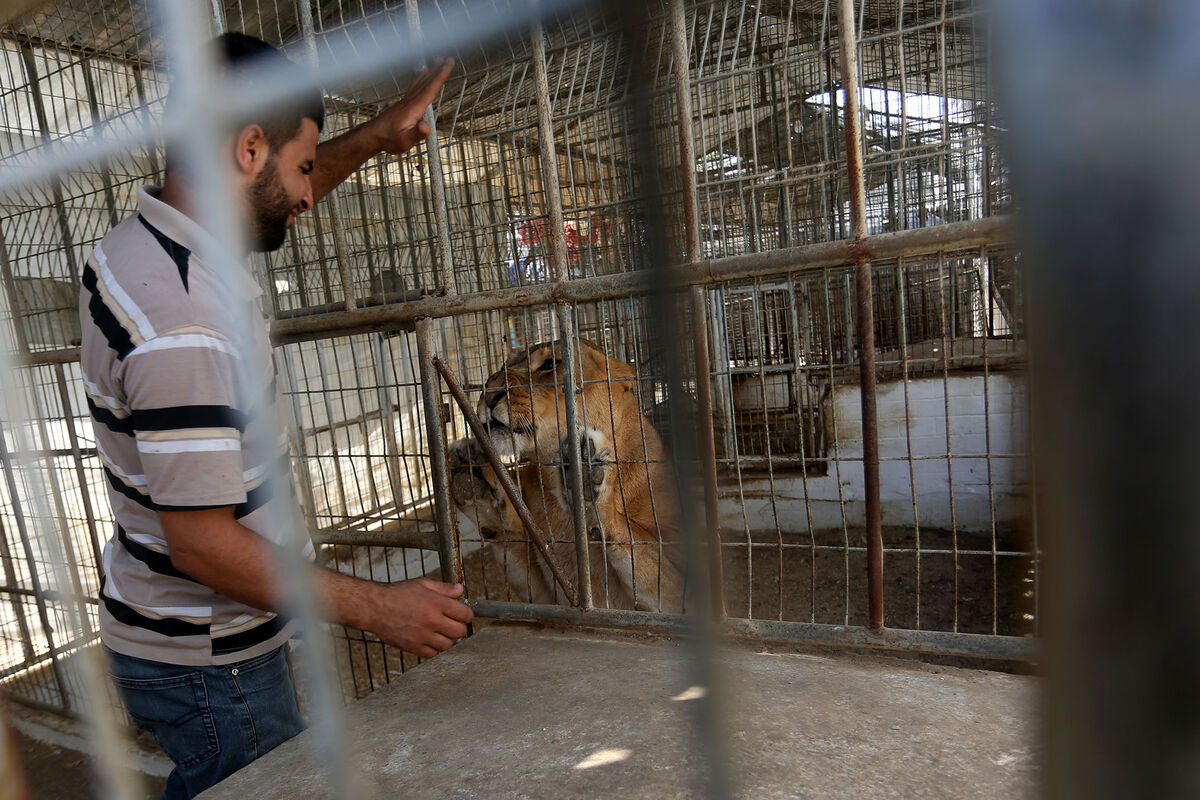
top-left (0, 0), bottom-right (1029, 746)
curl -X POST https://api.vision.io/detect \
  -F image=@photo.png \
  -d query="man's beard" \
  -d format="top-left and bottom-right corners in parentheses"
top-left (246, 157), bottom-right (295, 253)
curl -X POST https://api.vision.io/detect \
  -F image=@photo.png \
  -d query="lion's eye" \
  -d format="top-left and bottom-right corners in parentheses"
top-left (536, 358), bottom-right (561, 373)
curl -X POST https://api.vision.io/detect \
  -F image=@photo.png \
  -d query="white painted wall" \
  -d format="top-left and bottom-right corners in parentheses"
top-left (719, 373), bottom-right (1030, 534)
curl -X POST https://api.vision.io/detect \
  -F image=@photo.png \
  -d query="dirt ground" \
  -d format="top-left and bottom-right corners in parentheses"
top-left (454, 524), bottom-right (1038, 638)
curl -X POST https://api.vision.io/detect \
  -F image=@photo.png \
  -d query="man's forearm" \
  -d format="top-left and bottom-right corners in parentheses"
top-left (161, 506), bottom-right (381, 626)
top-left (308, 59), bottom-right (452, 204)
top-left (310, 121), bottom-right (385, 203)
top-left (159, 506), bottom-right (472, 657)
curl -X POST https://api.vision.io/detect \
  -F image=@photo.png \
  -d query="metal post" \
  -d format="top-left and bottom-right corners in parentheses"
top-left (327, 202), bottom-right (357, 312)
top-left (80, 58), bottom-right (121, 229)
top-left (18, 44), bottom-right (80, 287)
top-left (405, 0), bottom-right (457, 298)
top-left (373, 334), bottom-right (406, 513)
top-left (296, 0), bottom-right (358, 313)
top-left (622, 1), bottom-right (731, 796)
top-left (416, 318), bottom-right (462, 585)
top-left (995, 1), bottom-right (1200, 796)
top-left (0, 226), bottom-right (31, 356)
top-left (670, 0), bottom-right (725, 618)
top-left (531, 16), bottom-right (594, 610)
top-left (836, 0), bottom-right (884, 634)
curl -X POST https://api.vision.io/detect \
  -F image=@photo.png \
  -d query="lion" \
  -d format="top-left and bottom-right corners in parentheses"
top-left (447, 339), bottom-right (686, 612)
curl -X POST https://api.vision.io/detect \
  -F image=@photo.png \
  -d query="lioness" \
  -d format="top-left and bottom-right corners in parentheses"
top-left (448, 339), bottom-right (686, 612)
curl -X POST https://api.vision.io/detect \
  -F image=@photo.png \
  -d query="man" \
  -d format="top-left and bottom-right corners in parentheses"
top-left (80, 32), bottom-right (472, 798)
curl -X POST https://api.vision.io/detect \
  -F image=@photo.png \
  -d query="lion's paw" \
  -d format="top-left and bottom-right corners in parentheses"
top-left (560, 427), bottom-right (613, 505)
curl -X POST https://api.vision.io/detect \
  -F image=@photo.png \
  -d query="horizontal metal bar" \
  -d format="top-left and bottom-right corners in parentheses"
top-left (269, 217), bottom-right (1015, 343)
top-left (312, 523), bottom-right (439, 551)
top-left (13, 218), bottom-right (1015, 365)
top-left (469, 599), bottom-right (1039, 662)
top-left (274, 288), bottom-right (431, 321)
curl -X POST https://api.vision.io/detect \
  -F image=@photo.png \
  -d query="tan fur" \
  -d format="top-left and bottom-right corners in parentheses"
top-left (449, 339), bottom-right (686, 612)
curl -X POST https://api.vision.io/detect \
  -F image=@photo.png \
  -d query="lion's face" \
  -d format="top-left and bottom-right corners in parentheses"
top-left (476, 339), bottom-right (637, 462)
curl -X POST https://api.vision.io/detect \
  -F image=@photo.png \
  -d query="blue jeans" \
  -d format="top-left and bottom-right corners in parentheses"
top-left (105, 645), bottom-right (307, 800)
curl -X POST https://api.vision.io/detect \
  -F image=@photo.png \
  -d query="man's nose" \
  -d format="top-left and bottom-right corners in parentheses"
top-left (298, 180), bottom-right (313, 213)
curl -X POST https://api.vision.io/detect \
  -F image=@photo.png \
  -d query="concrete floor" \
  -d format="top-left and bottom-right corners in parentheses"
top-left (200, 622), bottom-right (1040, 799)
top-left (8, 703), bottom-right (170, 799)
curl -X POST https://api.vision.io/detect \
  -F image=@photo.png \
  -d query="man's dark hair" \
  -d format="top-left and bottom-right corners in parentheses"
top-left (164, 32), bottom-right (325, 169)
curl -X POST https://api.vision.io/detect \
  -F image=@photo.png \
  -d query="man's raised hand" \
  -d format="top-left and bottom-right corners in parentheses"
top-left (367, 57), bottom-right (455, 155)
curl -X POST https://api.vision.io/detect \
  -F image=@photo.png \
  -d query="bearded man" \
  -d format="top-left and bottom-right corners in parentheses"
top-left (79, 32), bottom-right (472, 799)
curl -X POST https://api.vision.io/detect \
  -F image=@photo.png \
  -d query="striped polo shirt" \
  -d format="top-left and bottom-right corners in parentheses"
top-left (81, 185), bottom-right (308, 666)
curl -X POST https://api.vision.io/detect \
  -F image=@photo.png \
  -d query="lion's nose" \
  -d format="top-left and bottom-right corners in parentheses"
top-left (484, 389), bottom-right (505, 409)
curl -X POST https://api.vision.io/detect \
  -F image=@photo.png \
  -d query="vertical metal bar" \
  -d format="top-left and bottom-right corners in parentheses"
top-left (153, 4), bottom-right (352, 793)
top-left (0, 504), bottom-right (36, 666)
top-left (80, 59), bottom-right (121, 230)
top-left (621, 2), bottom-right (731, 796)
top-left (373, 334), bottom-right (405, 514)
top-left (209, 0), bottom-right (227, 34)
top-left (0, 429), bottom-right (71, 709)
top-left (297, 1), bottom-right (357, 313)
top-left (327, 202), bottom-right (357, 313)
top-left (130, 65), bottom-right (163, 183)
top-left (994, 2), bottom-right (1200, 794)
top-left (25, 373), bottom-right (94, 639)
top-left (670, 0), bottom-right (725, 618)
top-left (416, 318), bottom-right (461, 586)
top-left (17, 45), bottom-right (79, 287)
top-left (277, 346), bottom-right (320, 532)
top-left (53, 364), bottom-right (104, 578)
top-left (836, 0), bottom-right (884, 633)
top-left (531, 16), bottom-right (593, 610)
top-left (0, 225), bottom-right (31, 356)
top-left (405, 0), bottom-right (457, 298)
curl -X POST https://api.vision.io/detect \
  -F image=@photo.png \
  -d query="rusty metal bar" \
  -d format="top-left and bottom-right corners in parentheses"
top-left (415, 318), bottom-right (463, 586)
top-left (531, 16), bottom-right (594, 610)
top-left (836, 0), bottom-right (884, 634)
top-left (327, 201), bottom-right (357, 312)
top-left (80, 58), bottom-right (121, 230)
top-left (0, 225), bottom-right (31, 356)
top-left (670, 0), bottom-right (725, 618)
top-left (18, 43), bottom-right (80, 287)
top-left (430, 355), bottom-right (581, 607)
top-left (297, 3), bottom-right (356, 313)
top-left (405, 0), bottom-right (457, 297)
top-left (312, 524), bottom-right (439, 551)
top-left (14, 217), bottom-right (1016, 367)
top-left (468, 600), bottom-right (1039, 662)
top-left (266, 216), bottom-right (1014, 344)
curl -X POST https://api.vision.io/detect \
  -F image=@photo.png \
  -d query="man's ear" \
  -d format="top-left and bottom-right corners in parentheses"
top-left (232, 124), bottom-right (270, 176)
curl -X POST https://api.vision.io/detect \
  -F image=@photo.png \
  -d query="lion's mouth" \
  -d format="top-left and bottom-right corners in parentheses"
top-left (484, 416), bottom-right (534, 436)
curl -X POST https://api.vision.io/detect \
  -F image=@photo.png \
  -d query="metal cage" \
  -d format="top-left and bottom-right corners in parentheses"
top-left (0, 0), bottom-right (1032, 735)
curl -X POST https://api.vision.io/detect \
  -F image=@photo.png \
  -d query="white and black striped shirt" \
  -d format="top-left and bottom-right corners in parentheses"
top-left (81, 185), bottom-right (307, 666)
